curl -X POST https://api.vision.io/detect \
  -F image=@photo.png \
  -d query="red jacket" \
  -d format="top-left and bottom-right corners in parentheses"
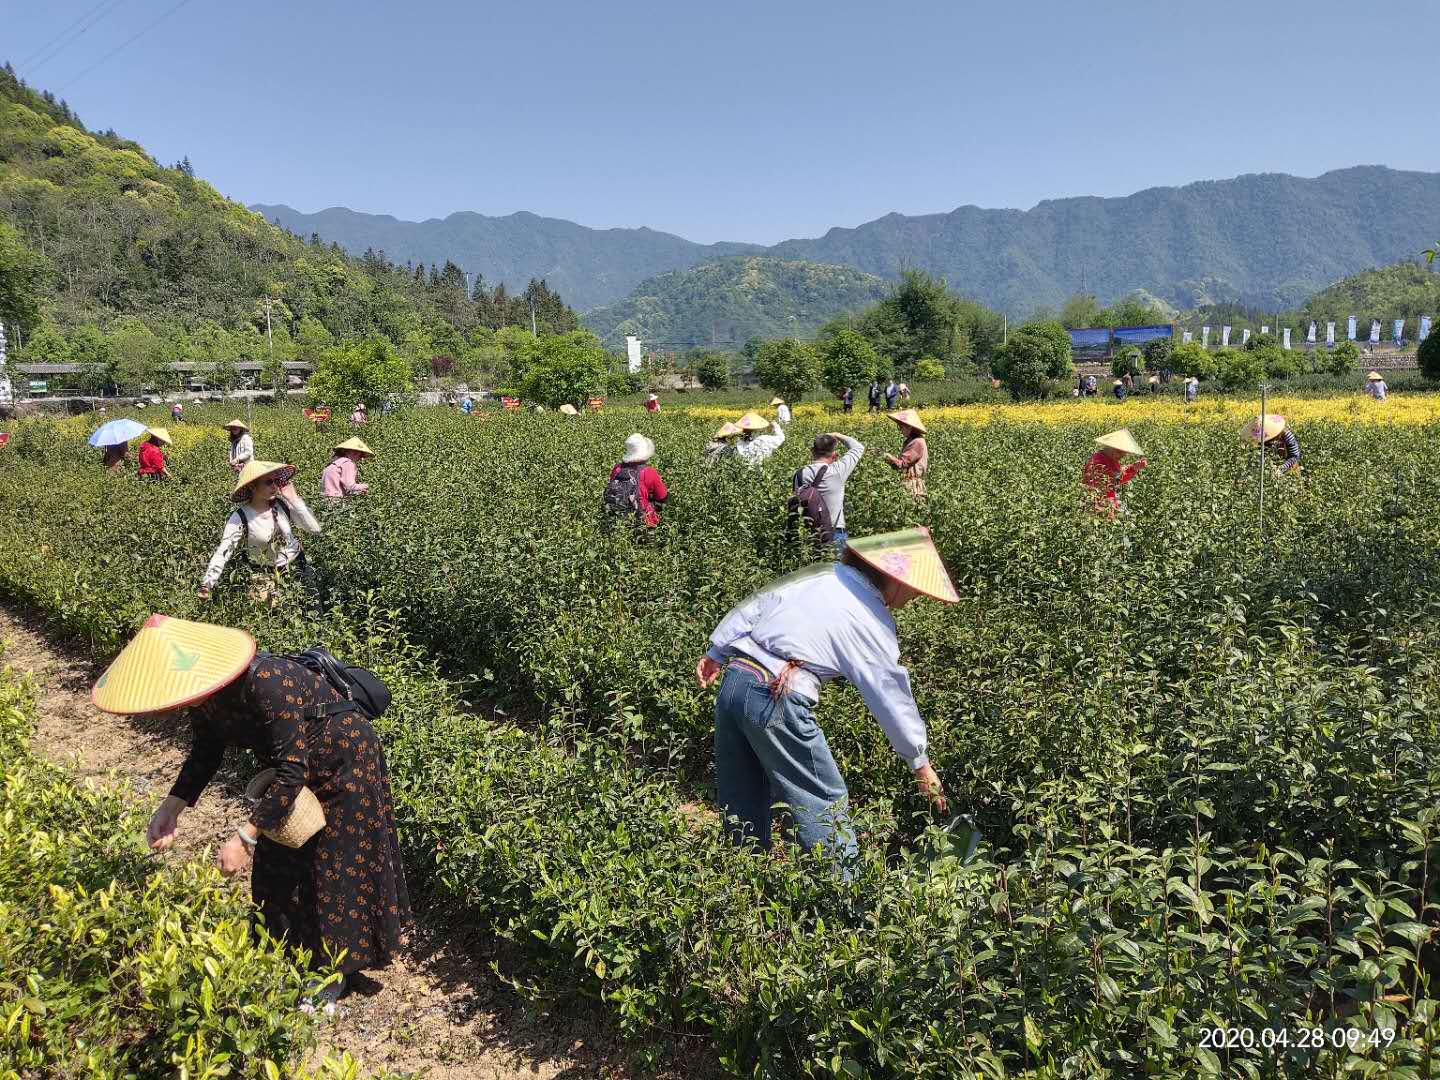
top-left (1082, 451), bottom-right (1142, 515)
top-left (138, 441), bottom-right (167, 476)
top-left (610, 463), bottom-right (668, 527)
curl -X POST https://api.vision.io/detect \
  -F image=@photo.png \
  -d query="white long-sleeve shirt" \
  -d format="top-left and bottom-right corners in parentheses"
top-left (705, 563), bottom-right (930, 769)
top-left (776, 403), bottom-right (791, 425)
top-left (733, 422), bottom-right (785, 466)
top-left (201, 496), bottom-right (322, 590)
top-left (228, 433), bottom-right (254, 472)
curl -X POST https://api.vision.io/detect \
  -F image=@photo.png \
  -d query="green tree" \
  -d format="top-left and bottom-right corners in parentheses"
top-left (0, 220), bottom-right (48, 334)
top-left (754, 337), bottom-right (819, 402)
top-left (1418, 327), bottom-right (1440, 380)
top-left (1110, 347), bottom-right (1142, 379)
top-left (1170, 341), bottom-right (1218, 381)
top-left (1325, 340), bottom-right (1360, 376)
top-left (914, 356), bottom-right (946, 381)
top-left (69, 325), bottom-right (114, 394)
top-left (1142, 336), bottom-right (1173, 371)
top-left (694, 352), bottom-right (729, 389)
top-left (1060, 294), bottom-right (1103, 329)
top-left (1214, 347), bottom-right (1265, 390)
top-left (108, 319), bottom-right (165, 391)
top-left (992, 322), bottom-right (1071, 399)
top-left (308, 339), bottom-right (413, 407)
top-left (818, 329), bottom-right (878, 397)
top-left (519, 331), bottom-right (609, 408)
top-left (16, 320), bottom-right (71, 365)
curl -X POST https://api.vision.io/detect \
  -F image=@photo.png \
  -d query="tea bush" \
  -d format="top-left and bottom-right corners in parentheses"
top-left (0, 655), bottom-right (396, 1079)
top-left (4, 400), bottom-right (1440, 1075)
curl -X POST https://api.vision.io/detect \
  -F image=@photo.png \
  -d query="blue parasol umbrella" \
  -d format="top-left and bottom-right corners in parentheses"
top-left (87, 418), bottom-right (149, 448)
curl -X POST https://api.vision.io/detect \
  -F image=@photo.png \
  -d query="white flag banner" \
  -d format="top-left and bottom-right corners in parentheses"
top-left (1421, 315), bottom-right (1434, 342)
top-left (1326, 321), bottom-right (1335, 345)
top-left (625, 335), bottom-right (643, 373)
top-left (1283, 328), bottom-right (1292, 350)
top-left (1242, 328), bottom-right (1251, 345)
top-left (1182, 331), bottom-right (1193, 344)
top-left (1221, 325), bottom-right (1231, 347)
top-left (1201, 326), bottom-right (1210, 348)
top-left (1370, 320), bottom-right (1381, 344)
top-left (1306, 321), bottom-right (1317, 343)
top-left (1347, 316), bottom-right (1357, 340)
top-left (1261, 325), bottom-right (1270, 335)
top-left (1393, 319), bottom-right (1405, 345)
top-left (0, 324), bottom-right (10, 407)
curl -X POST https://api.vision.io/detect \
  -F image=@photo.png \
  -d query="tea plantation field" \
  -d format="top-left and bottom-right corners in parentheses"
top-left (2, 395), bottom-right (1439, 1077)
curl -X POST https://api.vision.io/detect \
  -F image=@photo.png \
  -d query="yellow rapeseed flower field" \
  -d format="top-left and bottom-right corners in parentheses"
top-left (685, 394), bottom-right (1440, 427)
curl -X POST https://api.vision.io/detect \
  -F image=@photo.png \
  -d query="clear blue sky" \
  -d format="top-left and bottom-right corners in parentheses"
top-left (9, 0), bottom-right (1439, 245)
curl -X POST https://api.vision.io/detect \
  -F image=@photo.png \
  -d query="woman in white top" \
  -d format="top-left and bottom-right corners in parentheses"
top-left (198, 460), bottom-right (322, 608)
top-left (224, 419), bottom-right (254, 474)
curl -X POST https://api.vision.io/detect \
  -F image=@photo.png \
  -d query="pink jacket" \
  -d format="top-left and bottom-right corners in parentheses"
top-left (320, 456), bottom-right (369, 499)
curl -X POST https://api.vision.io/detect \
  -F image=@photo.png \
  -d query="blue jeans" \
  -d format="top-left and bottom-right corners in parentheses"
top-left (713, 662), bottom-right (857, 874)
top-left (830, 528), bottom-right (849, 556)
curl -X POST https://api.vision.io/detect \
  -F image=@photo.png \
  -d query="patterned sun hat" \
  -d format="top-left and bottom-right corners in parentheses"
top-left (843, 526), bottom-right (959, 604)
top-left (1095, 428), bottom-right (1143, 456)
top-left (92, 614), bottom-right (255, 715)
top-left (887, 408), bottom-right (926, 433)
top-left (231, 460), bottom-right (296, 502)
top-left (1242, 414), bottom-right (1287, 443)
top-left (737, 411), bottom-right (769, 432)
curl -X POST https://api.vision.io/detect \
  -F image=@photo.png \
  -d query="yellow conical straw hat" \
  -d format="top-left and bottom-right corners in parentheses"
top-left (92, 614), bottom-right (255, 715)
top-left (558, 403), bottom-right (579, 415)
top-left (1095, 429), bottom-right (1143, 456)
top-left (1242, 414), bottom-right (1287, 443)
top-left (332, 437), bottom-right (374, 457)
top-left (842, 526), bottom-right (959, 604)
top-left (887, 408), bottom-right (926, 434)
top-left (231, 460), bottom-right (295, 502)
top-left (145, 427), bottom-right (173, 446)
top-left (770, 397), bottom-right (785, 406)
top-left (222, 418), bottom-right (249, 431)
top-left (1367, 370), bottom-right (1382, 380)
top-left (714, 421), bottom-right (742, 440)
top-left (737, 411), bottom-right (769, 432)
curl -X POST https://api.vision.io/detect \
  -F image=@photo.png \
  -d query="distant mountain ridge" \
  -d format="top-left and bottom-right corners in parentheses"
top-left (254, 166), bottom-right (1440, 317)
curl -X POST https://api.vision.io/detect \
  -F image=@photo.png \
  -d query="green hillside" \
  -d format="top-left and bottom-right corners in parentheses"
top-left (1298, 261), bottom-right (1440, 320)
top-left (0, 65), bottom-right (465, 377)
top-left (581, 255), bottom-right (888, 346)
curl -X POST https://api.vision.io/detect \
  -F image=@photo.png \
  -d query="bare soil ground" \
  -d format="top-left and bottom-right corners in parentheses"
top-left (0, 603), bottom-right (711, 1080)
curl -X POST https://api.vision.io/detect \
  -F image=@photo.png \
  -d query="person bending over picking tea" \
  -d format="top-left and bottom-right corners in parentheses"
top-left (320, 438), bottom-right (373, 501)
top-left (696, 527), bottom-right (957, 875)
top-left (1244, 414), bottom-right (1300, 474)
top-left (93, 615), bottom-right (410, 1005)
top-left (1082, 428), bottom-right (1147, 517)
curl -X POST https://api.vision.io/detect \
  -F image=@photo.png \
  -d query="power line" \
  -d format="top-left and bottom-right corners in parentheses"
top-left (58, 0), bottom-right (198, 92)
top-left (20, 0), bottom-right (130, 75)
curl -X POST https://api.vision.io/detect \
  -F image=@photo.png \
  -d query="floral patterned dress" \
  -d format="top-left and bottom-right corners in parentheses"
top-left (170, 655), bottom-right (410, 974)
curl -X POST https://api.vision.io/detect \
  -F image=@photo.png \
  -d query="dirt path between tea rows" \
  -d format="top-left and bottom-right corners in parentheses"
top-left (0, 602), bottom-right (709, 1080)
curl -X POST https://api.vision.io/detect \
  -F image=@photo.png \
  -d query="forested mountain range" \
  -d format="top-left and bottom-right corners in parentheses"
top-left (581, 257), bottom-right (889, 346)
top-left (256, 166), bottom-right (1440, 318)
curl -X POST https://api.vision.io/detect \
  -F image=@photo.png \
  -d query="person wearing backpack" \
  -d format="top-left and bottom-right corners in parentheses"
top-left (93, 615), bottom-right (411, 1007)
top-left (790, 432), bottom-right (865, 553)
top-left (198, 460), bottom-right (323, 607)
top-left (603, 434), bottom-right (668, 529)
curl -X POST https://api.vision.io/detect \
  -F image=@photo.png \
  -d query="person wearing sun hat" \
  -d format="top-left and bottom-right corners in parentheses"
top-left (1365, 370), bottom-right (1387, 401)
top-left (603, 433), bottom-right (669, 529)
top-left (881, 408), bottom-right (929, 497)
top-left (558, 403), bottom-right (580, 416)
top-left (198, 461), bottom-right (323, 605)
top-left (1244, 413), bottom-right (1301, 474)
top-left (137, 428), bottom-right (173, 481)
top-left (733, 410), bottom-right (785, 465)
top-left (770, 396), bottom-right (792, 425)
top-left (644, 393), bottom-right (661, 413)
top-left (350, 402), bottom-right (368, 425)
top-left (320, 437), bottom-right (373, 501)
top-left (223, 419), bottom-right (254, 474)
top-left (93, 614), bottom-right (410, 1005)
top-left (703, 421), bottom-right (743, 464)
top-left (1083, 428), bottom-right (1148, 517)
top-left (696, 526), bottom-right (960, 875)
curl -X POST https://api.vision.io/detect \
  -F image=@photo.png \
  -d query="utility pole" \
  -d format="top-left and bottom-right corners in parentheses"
top-left (529, 295), bottom-right (537, 337)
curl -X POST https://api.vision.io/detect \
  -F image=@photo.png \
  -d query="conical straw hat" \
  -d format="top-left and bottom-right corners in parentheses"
top-left (1095, 428), bottom-right (1143, 456)
top-left (92, 614), bottom-right (255, 716)
top-left (231, 460), bottom-right (295, 502)
top-left (222, 418), bottom-right (249, 431)
top-left (714, 421), bottom-right (742, 440)
top-left (145, 427), bottom-right (173, 446)
top-left (843, 526), bottom-right (959, 604)
top-left (1113, 379), bottom-right (1123, 386)
top-left (333, 437), bottom-right (374, 457)
top-left (737, 411), bottom-right (769, 432)
top-left (887, 408), bottom-right (926, 434)
top-left (1242, 414), bottom-right (1287, 443)
top-left (558, 403), bottom-right (579, 415)
top-left (770, 397), bottom-right (785, 406)
top-left (1367, 370), bottom-right (1382, 380)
